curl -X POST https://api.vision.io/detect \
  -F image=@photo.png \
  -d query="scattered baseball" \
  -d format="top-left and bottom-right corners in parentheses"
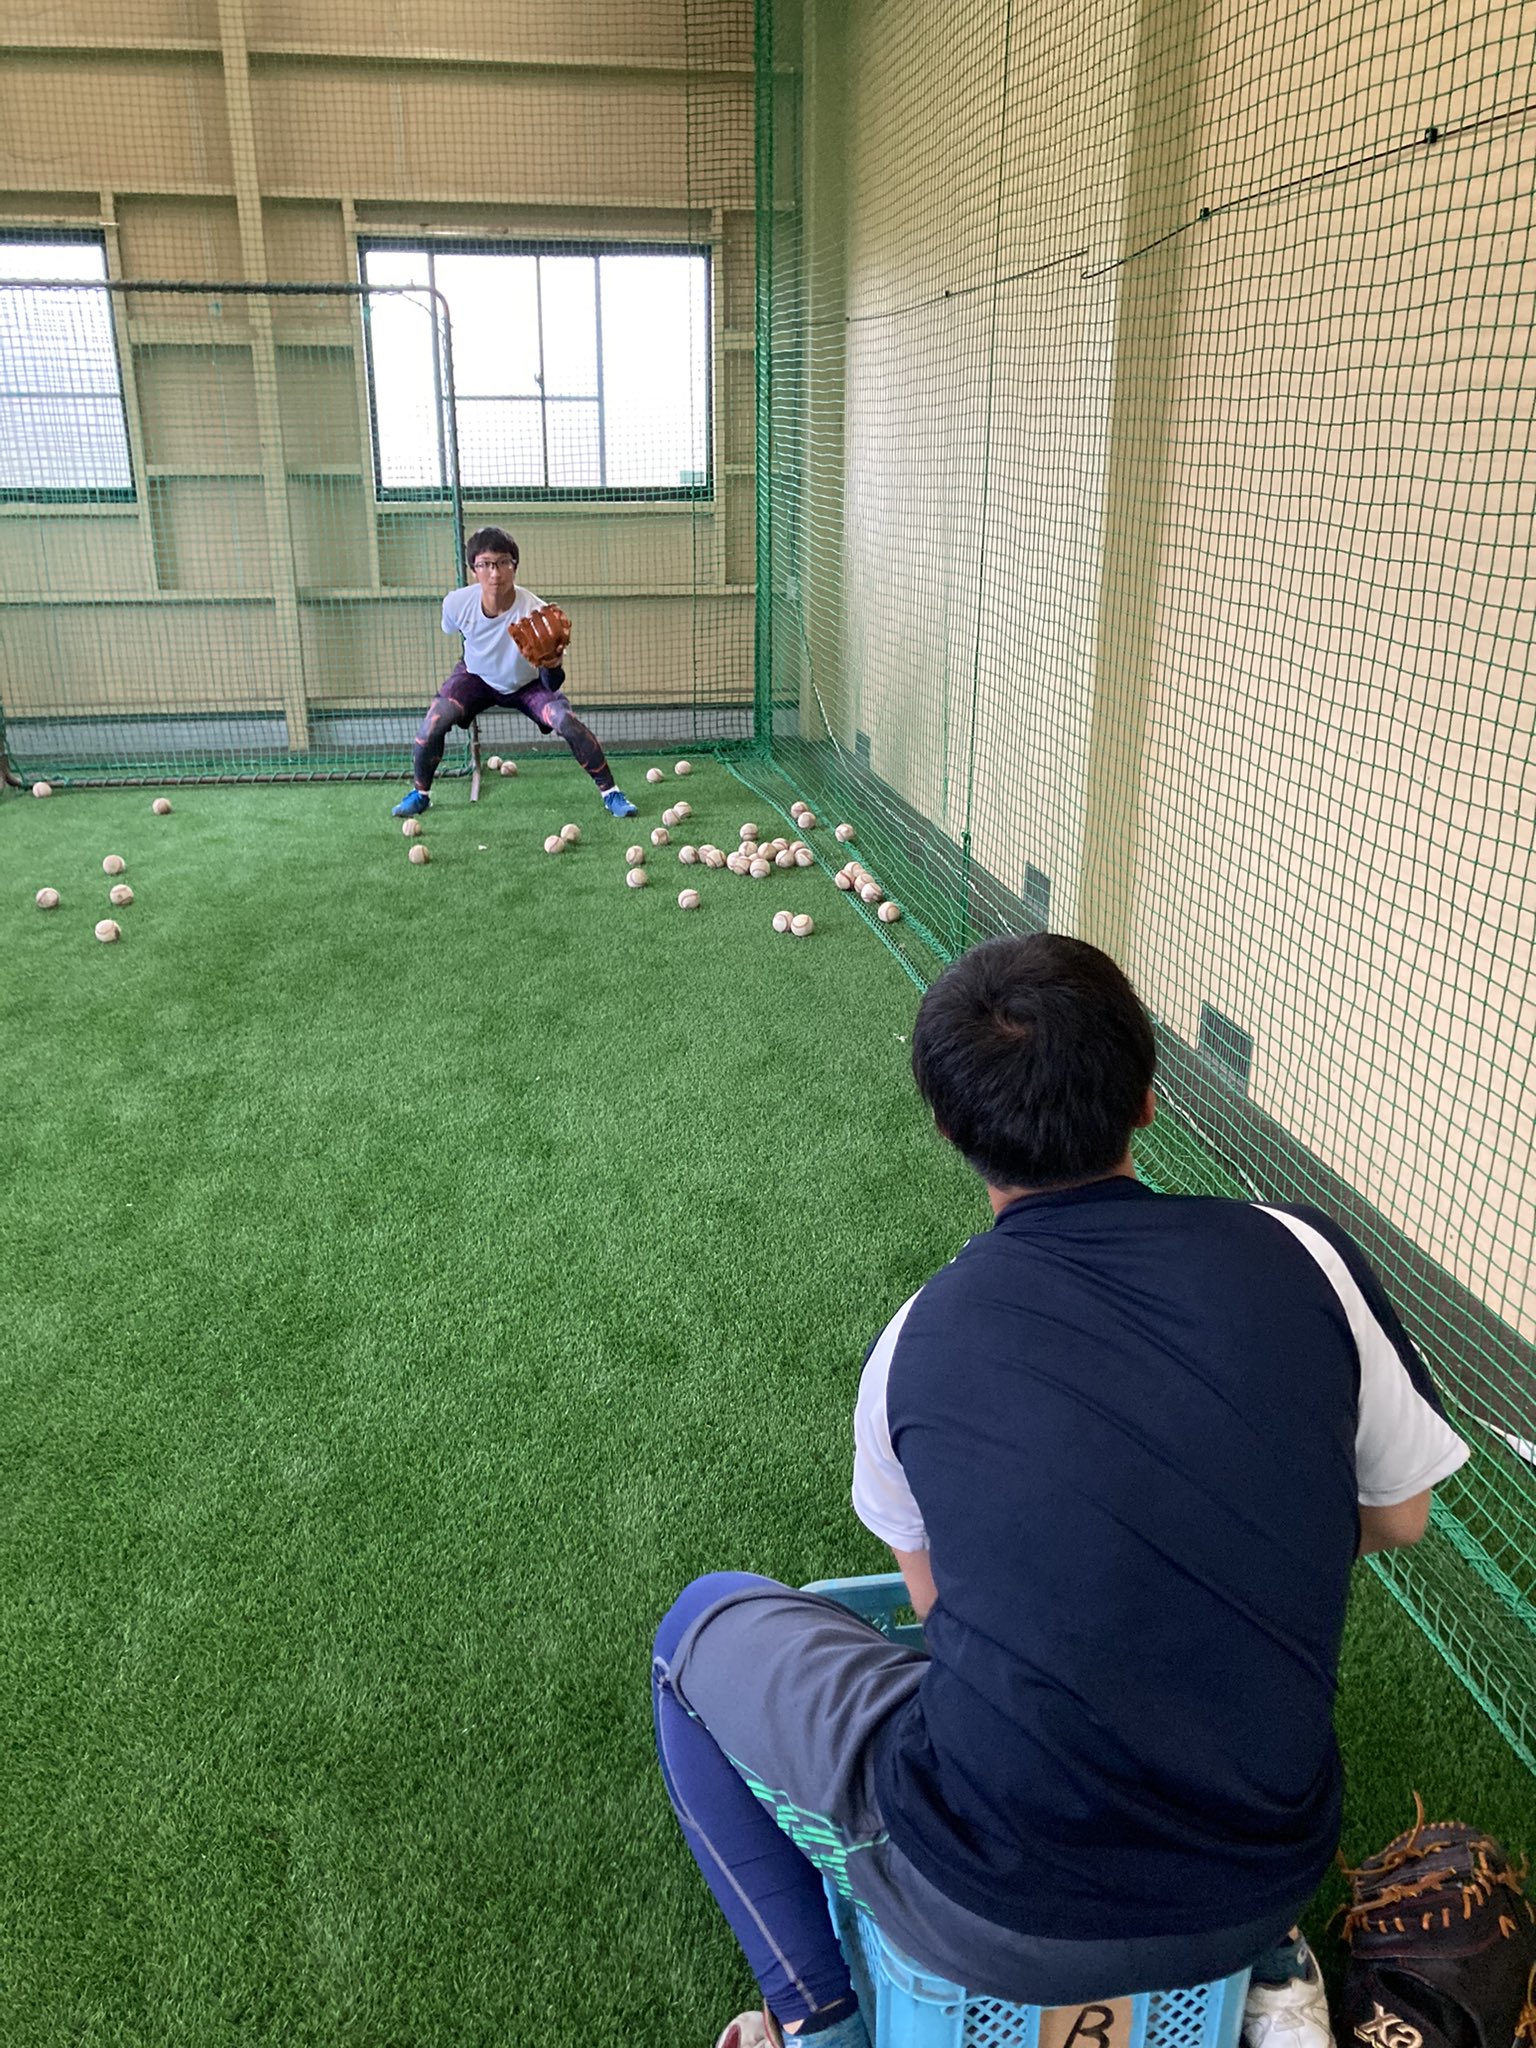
top-left (674, 761), bottom-right (692, 776)
top-left (740, 822), bottom-right (759, 841)
top-left (790, 801), bottom-right (807, 819)
top-left (673, 801), bottom-right (692, 821)
top-left (701, 847), bottom-right (726, 869)
top-left (662, 807), bottom-right (679, 829)
top-left (651, 827), bottom-right (670, 847)
top-left (487, 754), bottom-right (503, 770)
top-left (772, 910), bottom-right (793, 933)
top-left (109, 884), bottom-right (134, 907)
top-left (726, 853), bottom-right (747, 874)
top-left (625, 844), bottom-right (646, 865)
top-left (678, 844), bottom-right (699, 864)
top-left (626, 866), bottom-right (649, 889)
top-left (32, 782), bottom-right (52, 798)
top-left (799, 812), bottom-right (818, 830)
top-left (151, 797), bottom-right (172, 815)
top-left (677, 888), bottom-right (700, 910)
top-left (791, 914), bottom-right (815, 937)
top-left (774, 849), bottom-right (795, 869)
top-left (102, 855), bottom-right (126, 876)
top-left (834, 823), bottom-right (855, 842)
top-left (794, 848), bottom-right (814, 867)
top-left (402, 817), bottom-right (424, 837)
top-left (544, 834), bottom-right (566, 854)
top-left (646, 767), bottom-right (665, 784)
top-left (860, 882), bottom-right (884, 905)
top-left (408, 843), bottom-right (431, 864)
top-left (499, 760), bottom-right (518, 777)
top-left (94, 918), bottom-right (120, 943)
top-left (35, 887), bottom-right (59, 910)
top-left (835, 870), bottom-right (855, 890)
top-left (878, 901), bottom-right (903, 924)
top-left (749, 857), bottom-right (771, 880)
top-left (560, 823), bottom-right (581, 844)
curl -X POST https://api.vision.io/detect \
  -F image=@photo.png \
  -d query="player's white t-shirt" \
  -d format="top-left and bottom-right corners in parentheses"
top-left (441, 583), bottom-right (551, 697)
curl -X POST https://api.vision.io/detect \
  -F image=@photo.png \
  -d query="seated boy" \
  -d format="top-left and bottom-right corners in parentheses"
top-left (653, 933), bottom-right (1467, 2048)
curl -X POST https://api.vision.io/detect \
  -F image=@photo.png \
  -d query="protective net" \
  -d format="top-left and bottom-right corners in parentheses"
top-left (0, 1), bottom-right (754, 784)
top-left (750, 0), bottom-right (1536, 1773)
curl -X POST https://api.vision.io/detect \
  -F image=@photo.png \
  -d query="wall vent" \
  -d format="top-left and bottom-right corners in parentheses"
top-left (1198, 1003), bottom-right (1253, 1095)
top-left (1022, 865), bottom-right (1051, 929)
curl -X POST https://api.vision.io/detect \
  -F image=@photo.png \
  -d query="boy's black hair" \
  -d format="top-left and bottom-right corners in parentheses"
top-left (911, 933), bottom-right (1156, 1189)
top-left (466, 526), bottom-right (519, 568)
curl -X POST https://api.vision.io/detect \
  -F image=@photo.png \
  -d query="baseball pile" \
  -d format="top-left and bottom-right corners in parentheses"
top-left (29, 793), bottom-right (176, 943)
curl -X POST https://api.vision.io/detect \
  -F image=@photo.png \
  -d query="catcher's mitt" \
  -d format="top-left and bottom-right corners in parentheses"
top-left (509, 603), bottom-right (571, 668)
top-left (1340, 1796), bottom-right (1536, 2048)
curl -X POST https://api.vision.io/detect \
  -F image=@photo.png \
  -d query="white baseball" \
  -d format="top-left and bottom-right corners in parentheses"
top-left (860, 882), bottom-right (883, 904)
top-left (646, 767), bottom-right (664, 784)
top-left (772, 910), bottom-right (793, 933)
top-left (94, 918), bottom-right (120, 942)
top-left (626, 866), bottom-right (649, 889)
top-left (651, 827), bottom-right (671, 847)
top-left (102, 855), bottom-right (126, 876)
top-left (673, 801), bottom-right (692, 821)
top-left (834, 823), bottom-right (855, 842)
top-left (791, 914), bottom-right (815, 937)
top-left (626, 844), bottom-right (646, 865)
top-left (544, 834), bottom-right (566, 854)
top-left (486, 754), bottom-right (503, 770)
top-left (678, 888), bottom-right (701, 910)
top-left (794, 848), bottom-right (814, 867)
top-left (408, 843), bottom-right (431, 864)
top-left (835, 870), bottom-right (855, 890)
top-left (790, 801), bottom-right (807, 819)
top-left (674, 760), bottom-right (692, 776)
top-left (749, 858), bottom-right (771, 880)
top-left (560, 823), bottom-right (581, 844)
top-left (678, 844), bottom-right (698, 863)
top-left (402, 817), bottom-right (423, 837)
top-left (799, 812), bottom-right (818, 830)
top-left (774, 849), bottom-right (795, 869)
top-left (701, 847), bottom-right (726, 869)
top-left (151, 797), bottom-right (172, 815)
top-left (739, 822), bottom-right (759, 841)
top-left (662, 807), bottom-right (679, 828)
top-left (109, 884), bottom-right (134, 907)
top-left (35, 887), bottom-right (59, 910)
top-left (878, 901), bottom-right (903, 923)
top-left (31, 781), bottom-right (52, 798)
top-left (499, 760), bottom-right (518, 777)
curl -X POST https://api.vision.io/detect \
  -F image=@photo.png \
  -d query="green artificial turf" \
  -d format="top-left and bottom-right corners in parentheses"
top-left (3, 765), bottom-right (1531, 2048)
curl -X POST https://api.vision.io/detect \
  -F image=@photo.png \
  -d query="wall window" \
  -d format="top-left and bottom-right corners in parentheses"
top-left (360, 240), bottom-right (711, 499)
top-left (0, 236), bottom-right (134, 500)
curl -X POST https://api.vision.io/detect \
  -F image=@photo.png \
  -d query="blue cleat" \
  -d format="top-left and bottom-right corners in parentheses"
top-left (602, 788), bottom-right (639, 819)
top-left (392, 788), bottom-right (431, 818)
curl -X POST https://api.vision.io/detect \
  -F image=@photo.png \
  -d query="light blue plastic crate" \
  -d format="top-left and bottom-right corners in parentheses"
top-left (803, 1574), bottom-right (1252, 2048)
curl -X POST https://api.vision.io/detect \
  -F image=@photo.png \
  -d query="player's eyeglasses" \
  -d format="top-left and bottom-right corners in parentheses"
top-left (472, 557), bottom-right (516, 571)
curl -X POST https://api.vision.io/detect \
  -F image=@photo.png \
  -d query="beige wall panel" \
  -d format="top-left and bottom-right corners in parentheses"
top-left (724, 474), bottom-right (754, 587)
top-left (287, 479), bottom-right (370, 590)
top-left (0, 57), bottom-right (231, 190)
top-left (351, 201), bottom-right (709, 240)
top-left (135, 344), bottom-right (259, 466)
top-left (148, 477), bottom-right (270, 588)
top-left (0, 194), bottom-right (103, 223)
top-left (0, 515), bottom-right (149, 593)
top-left (720, 211), bottom-right (754, 331)
top-left (0, 0), bottom-right (217, 39)
top-left (262, 200), bottom-right (349, 281)
top-left (117, 197), bottom-right (243, 282)
top-left (1, 604), bottom-right (282, 715)
top-left (375, 509), bottom-right (707, 594)
top-left (275, 349), bottom-right (361, 463)
top-left (243, 0), bottom-right (695, 65)
top-left (299, 603), bottom-right (443, 706)
top-left (1131, 116), bottom-right (1536, 1338)
top-left (250, 67), bottom-right (748, 206)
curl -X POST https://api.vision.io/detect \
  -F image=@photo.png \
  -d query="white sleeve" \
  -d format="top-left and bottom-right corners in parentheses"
top-left (1257, 1208), bottom-right (1470, 1505)
top-left (852, 1292), bottom-right (929, 1550)
top-left (441, 589), bottom-right (460, 635)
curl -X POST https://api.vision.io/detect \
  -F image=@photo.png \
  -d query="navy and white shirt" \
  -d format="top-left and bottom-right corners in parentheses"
top-left (852, 1178), bottom-right (1468, 1941)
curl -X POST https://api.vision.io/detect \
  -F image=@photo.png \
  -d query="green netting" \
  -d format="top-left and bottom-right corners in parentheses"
top-left (749, 0), bottom-right (1536, 1776)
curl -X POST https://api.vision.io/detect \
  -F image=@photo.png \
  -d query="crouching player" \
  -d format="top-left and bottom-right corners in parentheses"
top-left (392, 526), bottom-right (637, 820)
top-left (653, 933), bottom-right (1469, 2048)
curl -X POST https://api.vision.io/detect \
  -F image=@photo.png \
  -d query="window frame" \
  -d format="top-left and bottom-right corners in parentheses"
top-left (357, 235), bottom-right (714, 506)
top-left (0, 228), bottom-right (136, 505)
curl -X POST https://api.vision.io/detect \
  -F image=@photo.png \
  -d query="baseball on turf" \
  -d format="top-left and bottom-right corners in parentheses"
top-left (701, 847), bottom-right (726, 869)
top-left (673, 801), bottom-right (692, 821)
top-left (860, 882), bottom-right (884, 904)
top-left (794, 848), bottom-right (814, 867)
top-left (35, 887), bottom-right (59, 910)
top-left (834, 823), bottom-right (855, 842)
top-left (544, 834), bottom-right (565, 854)
top-left (94, 918), bottom-right (120, 942)
top-left (661, 807), bottom-right (679, 828)
top-left (402, 817), bottom-right (423, 837)
top-left (674, 761), bottom-right (692, 776)
top-left (749, 857), bottom-right (771, 880)
top-left (790, 801), bottom-right (807, 819)
top-left (102, 855), bottom-right (126, 876)
top-left (774, 849), bottom-right (795, 869)
top-left (646, 768), bottom-right (665, 784)
top-left (799, 812), bottom-right (818, 830)
top-left (678, 844), bottom-right (698, 864)
top-left (408, 843), bottom-right (431, 864)
top-left (32, 781), bottom-right (52, 798)
top-left (499, 760), bottom-right (518, 776)
top-left (772, 910), bottom-right (793, 933)
top-left (678, 888), bottom-right (700, 909)
top-left (151, 797), bottom-right (172, 815)
top-left (726, 853), bottom-right (747, 874)
top-left (625, 844), bottom-right (646, 865)
top-left (560, 823), bottom-right (581, 844)
top-left (486, 754), bottom-right (503, 770)
top-left (835, 870), bottom-right (855, 890)
top-left (109, 884), bottom-right (134, 907)
top-left (878, 901), bottom-right (903, 923)
top-left (739, 822), bottom-right (759, 841)
top-left (626, 866), bottom-right (649, 889)
top-left (651, 827), bottom-right (670, 847)
top-left (790, 913), bottom-right (815, 937)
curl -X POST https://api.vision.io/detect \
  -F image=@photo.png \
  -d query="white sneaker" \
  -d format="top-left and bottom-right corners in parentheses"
top-left (1242, 1943), bottom-right (1336, 2048)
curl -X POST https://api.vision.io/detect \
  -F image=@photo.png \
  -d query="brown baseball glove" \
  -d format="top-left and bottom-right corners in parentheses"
top-left (1339, 1796), bottom-right (1536, 2048)
top-left (509, 604), bottom-right (571, 668)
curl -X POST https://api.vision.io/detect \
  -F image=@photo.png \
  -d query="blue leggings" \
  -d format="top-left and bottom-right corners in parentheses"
top-left (653, 1573), bottom-right (860, 2033)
